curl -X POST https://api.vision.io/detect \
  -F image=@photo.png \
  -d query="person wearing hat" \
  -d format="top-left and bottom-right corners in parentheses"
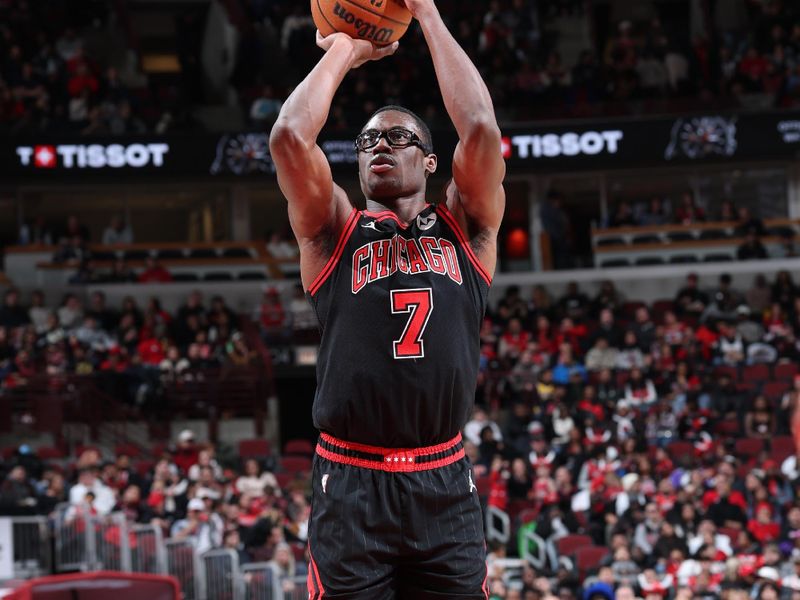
top-left (173, 429), bottom-right (199, 475)
top-left (171, 496), bottom-right (222, 554)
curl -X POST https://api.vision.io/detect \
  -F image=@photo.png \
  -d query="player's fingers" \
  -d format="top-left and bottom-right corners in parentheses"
top-left (315, 30), bottom-right (332, 50)
top-left (375, 41), bottom-right (400, 59)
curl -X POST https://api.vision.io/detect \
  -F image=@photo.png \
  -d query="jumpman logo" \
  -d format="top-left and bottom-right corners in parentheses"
top-left (361, 220), bottom-right (380, 231)
top-left (322, 473), bottom-right (329, 494)
top-left (468, 472), bottom-right (477, 494)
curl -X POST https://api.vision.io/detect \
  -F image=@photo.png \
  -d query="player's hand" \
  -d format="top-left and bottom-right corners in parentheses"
top-left (401, 0), bottom-right (438, 19)
top-left (316, 31), bottom-right (399, 69)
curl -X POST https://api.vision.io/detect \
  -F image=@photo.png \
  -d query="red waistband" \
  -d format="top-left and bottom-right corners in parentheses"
top-left (316, 432), bottom-right (464, 472)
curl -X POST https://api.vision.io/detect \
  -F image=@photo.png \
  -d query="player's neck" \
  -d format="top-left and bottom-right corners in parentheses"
top-left (365, 194), bottom-right (428, 224)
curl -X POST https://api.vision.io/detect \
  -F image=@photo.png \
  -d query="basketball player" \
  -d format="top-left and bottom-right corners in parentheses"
top-left (269, 0), bottom-right (505, 597)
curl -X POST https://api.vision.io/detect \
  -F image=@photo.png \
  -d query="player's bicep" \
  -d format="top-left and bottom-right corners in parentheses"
top-left (270, 130), bottom-right (347, 239)
top-left (451, 129), bottom-right (505, 229)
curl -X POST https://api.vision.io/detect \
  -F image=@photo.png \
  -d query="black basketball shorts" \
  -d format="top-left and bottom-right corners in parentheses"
top-left (306, 432), bottom-right (489, 599)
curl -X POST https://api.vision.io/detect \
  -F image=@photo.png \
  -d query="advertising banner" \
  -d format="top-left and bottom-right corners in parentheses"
top-left (3, 110), bottom-right (800, 181)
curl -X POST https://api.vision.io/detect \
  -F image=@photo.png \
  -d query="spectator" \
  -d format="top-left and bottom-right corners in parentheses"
top-left (18, 216), bottom-right (53, 245)
top-left (675, 273), bottom-right (708, 317)
top-left (737, 231), bottom-right (768, 260)
top-left (68, 467), bottom-right (116, 515)
top-left (674, 192), bottom-right (706, 224)
top-left (101, 215), bottom-right (134, 245)
top-left (0, 288), bottom-right (30, 328)
top-left (743, 395), bottom-right (776, 439)
top-left (540, 190), bottom-right (572, 270)
top-left (137, 257), bottom-right (173, 283)
top-left (171, 497), bottom-right (223, 554)
top-left (249, 84), bottom-right (282, 125)
top-left (746, 275), bottom-right (772, 316)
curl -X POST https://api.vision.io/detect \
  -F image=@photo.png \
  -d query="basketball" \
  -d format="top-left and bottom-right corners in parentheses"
top-left (311, 0), bottom-right (412, 46)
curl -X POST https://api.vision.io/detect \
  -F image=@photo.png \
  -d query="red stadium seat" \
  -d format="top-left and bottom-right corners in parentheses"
top-left (36, 445), bottom-right (66, 460)
top-left (772, 436), bottom-right (796, 460)
top-left (556, 534), bottom-right (594, 557)
top-left (734, 437), bottom-right (764, 458)
top-left (283, 439), bottom-right (314, 456)
top-left (280, 456), bottom-right (312, 474)
top-left (774, 363), bottom-right (799, 381)
top-left (275, 472), bottom-right (294, 489)
top-left (474, 475), bottom-right (491, 496)
top-left (134, 460), bottom-right (155, 477)
top-left (114, 443), bottom-right (142, 458)
top-left (742, 364), bottom-right (770, 382)
top-left (151, 442), bottom-right (169, 458)
top-left (713, 365), bottom-right (739, 381)
top-left (574, 546), bottom-right (609, 579)
top-left (518, 508), bottom-right (540, 525)
top-left (238, 439), bottom-right (271, 459)
top-left (714, 419), bottom-right (740, 436)
top-left (651, 299), bottom-right (675, 322)
top-left (666, 441), bottom-right (695, 463)
top-left (763, 381), bottom-right (790, 402)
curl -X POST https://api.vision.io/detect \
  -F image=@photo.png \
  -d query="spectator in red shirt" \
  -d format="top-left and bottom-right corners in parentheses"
top-left (138, 257), bottom-right (173, 283)
top-left (67, 62), bottom-right (99, 98)
top-left (747, 502), bottom-right (780, 544)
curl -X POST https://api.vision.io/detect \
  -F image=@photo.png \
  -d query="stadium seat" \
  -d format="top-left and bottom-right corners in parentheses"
top-left (151, 442), bottom-right (169, 458)
top-left (666, 231), bottom-right (694, 242)
top-left (600, 258), bottom-right (630, 268)
top-left (774, 363), bottom-right (799, 381)
top-left (767, 226), bottom-right (795, 238)
top-left (556, 534), bottom-right (593, 557)
top-left (189, 248), bottom-right (219, 259)
top-left (632, 234), bottom-right (662, 244)
top-left (284, 439), bottom-right (314, 456)
top-left (281, 456), bottom-right (312, 474)
top-left (698, 229), bottom-right (728, 240)
top-left (518, 508), bottom-right (539, 525)
top-left (596, 237), bottom-right (626, 247)
top-left (238, 271), bottom-right (267, 281)
top-left (772, 436), bottom-right (796, 461)
top-left (223, 247), bottom-right (253, 258)
top-left (36, 445), bottom-right (65, 460)
top-left (157, 249), bottom-right (185, 260)
top-left (634, 256), bottom-right (664, 266)
top-left (714, 419), bottom-right (740, 436)
top-left (474, 475), bottom-right (491, 496)
top-left (703, 253), bottom-right (734, 262)
top-left (204, 272), bottom-right (233, 281)
top-left (666, 440), bottom-right (695, 463)
top-left (239, 439), bottom-right (271, 459)
top-left (172, 273), bottom-right (199, 282)
top-left (669, 255), bottom-right (698, 264)
top-left (734, 437), bottom-right (764, 458)
top-left (134, 460), bottom-right (155, 477)
top-left (763, 381), bottom-right (790, 401)
top-left (114, 443), bottom-right (142, 458)
top-left (713, 365), bottom-right (739, 381)
top-left (574, 546), bottom-right (609, 579)
top-left (91, 250), bottom-right (117, 261)
top-left (124, 249), bottom-right (151, 261)
top-left (742, 364), bottom-right (770, 382)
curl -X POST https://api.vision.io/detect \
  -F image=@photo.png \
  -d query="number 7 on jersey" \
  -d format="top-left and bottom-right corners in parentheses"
top-left (391, 288), bottom-right (433, 360)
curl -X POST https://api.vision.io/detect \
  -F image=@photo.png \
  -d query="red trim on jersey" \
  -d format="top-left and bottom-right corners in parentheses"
top-left (435, 204), bottom-right (493, 286)
top-left (307, 546), bottom-right (325, 598)
top-left (320, 431), bottom-right (462, 456)
top-left (361, 210), bottom-right (409, 229)
top-left (317, 432), bottom-right (464, 472)
top-left (308, 208), bottom-right (360, 296)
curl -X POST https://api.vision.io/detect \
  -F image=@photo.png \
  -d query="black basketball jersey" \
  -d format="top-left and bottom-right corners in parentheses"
top-left (305, 203), bottom-right (491, 447)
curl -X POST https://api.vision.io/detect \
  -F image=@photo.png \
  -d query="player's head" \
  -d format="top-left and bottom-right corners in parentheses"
top-left (356, 105), bottom-right (437, 200)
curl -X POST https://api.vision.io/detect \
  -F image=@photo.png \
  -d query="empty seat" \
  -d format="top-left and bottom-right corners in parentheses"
top-left (774, 363), bottom-right (799, 381)
top-left (713, 365), bottom-right (739, 380)
top-left (632, 234), bottom-right (661, 244)
top-left (204, 272), bottom-right (233, 281)
top-left (742, 364), bottom-right (770, 382)
top-left (284, 439), bottom-right (314, 456)
top-left (239, 439), bottom-right (271, 459)
top-left (157, 249), bottom-right (185, 260)
top-left (698, 229), bottom-right (729, 240)
top-left (172, 273), bottom-right (199, 282)
top-left (669, 255), bottom-right (698, 264)
top-left (556, 534), bottom-right (593, 557)
top-left (596, 237), bottom-right (626, 247)
top-left (124, 249), bottom-right (151, 261)
top-left (190, 248), bottom-right (219, 259)
top-left (574, 546), bottom-right (609, 579)
top-left (734, 437), bottom-right (764, 458)
top-left (667, 231), bottom-right (695, 242)
top-left (635, 256), bottom-right (664, 266)
top-left (666, 441), bottom-right (695, 463)
top-left (600, 258), bottom-right (630, 268)
top-left (281, 456), bottom-right (312, 474)
top-left (223, 247), bottom-right (253, 258)
top-left (772, 436), bottom-right (796, 459)
top-left (767, 226), bottom-right (795, 238)
top-left (763, 380), bottom-right (790, 401)
top-left (91, 250), bottom-right (117, 261)
top-left (703, 253), bottom-right (734, 262)
top-left (238, 271), bottom-right (267, 281)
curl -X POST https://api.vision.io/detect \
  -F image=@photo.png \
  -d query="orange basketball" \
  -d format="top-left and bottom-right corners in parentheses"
top-left (311, 0), bottom-right (412, 46)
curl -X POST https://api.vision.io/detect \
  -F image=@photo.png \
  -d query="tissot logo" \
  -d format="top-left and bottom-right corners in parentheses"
top-left (505, 130), bottom-right (623, 159)
top-left (16, 143), bottom-right (170, 169)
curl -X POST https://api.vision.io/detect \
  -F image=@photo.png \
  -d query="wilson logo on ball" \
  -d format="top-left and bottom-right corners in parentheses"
top-left (332, 2), bottom-right (395, 43)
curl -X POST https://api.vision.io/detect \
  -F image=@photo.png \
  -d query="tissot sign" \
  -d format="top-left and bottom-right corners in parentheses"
top-left (16, 143), bottom-right (170, 169)
top-left (3, 109), bottom-right (800, 179)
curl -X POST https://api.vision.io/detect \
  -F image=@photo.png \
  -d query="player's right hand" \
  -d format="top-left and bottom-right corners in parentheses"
top-left (316, 30), bottom-right (399, 69)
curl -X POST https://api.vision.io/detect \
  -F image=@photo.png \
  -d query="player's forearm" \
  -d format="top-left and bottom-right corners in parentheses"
top-left (415, 5), bottom-right (498, 138)
top-left (271, 38), bottom-right (357, 144)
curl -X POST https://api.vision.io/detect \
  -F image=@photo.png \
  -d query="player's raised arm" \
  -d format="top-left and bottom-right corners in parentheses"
top-left (269, 34), bottom-right (398, 244)
top-left (406, 0), bottom-right (505, 230)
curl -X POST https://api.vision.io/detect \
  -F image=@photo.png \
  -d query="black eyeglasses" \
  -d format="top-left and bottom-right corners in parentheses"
top-left (354, 127), bottom-right (430, 154)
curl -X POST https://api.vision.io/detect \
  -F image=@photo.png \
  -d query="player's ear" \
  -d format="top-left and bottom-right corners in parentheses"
top-left (424, 153), bottom-right (437, 178)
